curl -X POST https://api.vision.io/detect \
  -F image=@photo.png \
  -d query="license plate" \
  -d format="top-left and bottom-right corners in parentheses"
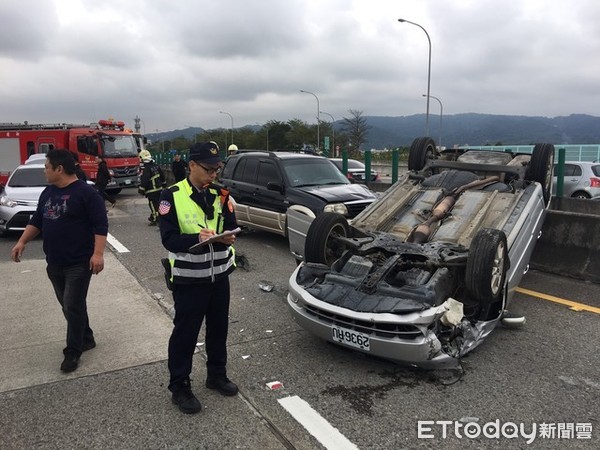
top-left (332, 326), bottom-right (370, 351)
top-left (125, 179), bottom-right (132, 185)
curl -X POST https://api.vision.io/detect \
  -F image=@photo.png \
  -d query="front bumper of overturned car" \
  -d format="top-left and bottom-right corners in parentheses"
top-left (287, 265), bottom-right (458, 368)
top-left (287, 265), bottom-right (499, 369)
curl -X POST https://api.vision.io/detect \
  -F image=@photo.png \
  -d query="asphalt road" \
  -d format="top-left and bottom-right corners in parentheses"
top-left (0, 188), bottom-right (598, 449)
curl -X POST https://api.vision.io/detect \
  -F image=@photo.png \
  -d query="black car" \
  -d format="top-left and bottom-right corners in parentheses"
top-left (219, 151), bottom-right (377, 239)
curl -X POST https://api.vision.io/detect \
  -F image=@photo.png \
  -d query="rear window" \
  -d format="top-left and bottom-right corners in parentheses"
top-left (592, 165), bottom-right (600, 177)
top-left (554, 164), bottom-right (582, 177)
top-left (8, 167), bottom-right (48, 187)
top-left (347, 160), bottom-right (365, 170)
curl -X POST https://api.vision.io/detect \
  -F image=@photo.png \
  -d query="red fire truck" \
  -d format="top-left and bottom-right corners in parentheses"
top-left (0, 119), bottom-right (140, 193)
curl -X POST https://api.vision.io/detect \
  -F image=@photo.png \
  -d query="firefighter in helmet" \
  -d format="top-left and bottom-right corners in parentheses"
top-left (138, 150), bottom-right (166, 225)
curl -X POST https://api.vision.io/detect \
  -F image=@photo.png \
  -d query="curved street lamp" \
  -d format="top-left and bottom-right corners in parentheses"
top-left (300, 90), bottom-right (320, 150)
top-left (423, 94), bottom-right (443, 149)
top-left (219, 111), bottom-right (234, 146)
top-left (320, 111), bottom-right (335, 156)
top-left (398, 18), bottom-right (432, 136)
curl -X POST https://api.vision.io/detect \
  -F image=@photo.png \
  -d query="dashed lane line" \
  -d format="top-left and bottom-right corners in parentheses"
top-left (278, 395), bottom-right (359, 450)
top-left (107, 232), bottom-right (130, 253)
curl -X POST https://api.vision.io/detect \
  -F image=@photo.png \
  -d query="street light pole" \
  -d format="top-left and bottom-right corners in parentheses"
top-left (398, 18), bottom-right (432, 136)
top-left (423, 94), bottom-right (443, 149)
top-left (219, 111), bottom-right (234, 146)
top-left (320, 111), bottom-right (335, 156)
top-left (300, 90), bottom-right (320, 151)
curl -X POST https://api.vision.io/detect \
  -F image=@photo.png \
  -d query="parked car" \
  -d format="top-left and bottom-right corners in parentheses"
top-left (0, 158), bottom-right (49, 236)
top-left (552, 161), bottom-right (600, 199)
top-left (287, 137), bottom-right (554, 368)
top-left (330, 158), bottom-right (380, 183)
top-left (219, 151), bottom-right (377, 244)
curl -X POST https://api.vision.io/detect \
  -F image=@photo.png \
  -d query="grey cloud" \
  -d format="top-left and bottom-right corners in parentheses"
top-left (0, 1), bottom-right (58, 59)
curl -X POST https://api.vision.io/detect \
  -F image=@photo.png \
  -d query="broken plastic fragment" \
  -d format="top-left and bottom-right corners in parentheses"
top-left (266, 381), bottom-right (284, 390)
top-left (440, 298), bottom-right (464, 326)
top-left (258, 280), bottom-right (274, 292)
top-left (242, 355), bottom-right (250, 359)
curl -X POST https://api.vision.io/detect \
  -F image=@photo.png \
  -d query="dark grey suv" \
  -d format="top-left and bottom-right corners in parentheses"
top-left (219, 151), bottom-right (377, 237)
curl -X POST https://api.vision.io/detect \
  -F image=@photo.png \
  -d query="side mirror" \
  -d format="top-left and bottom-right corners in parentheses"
top-left (267, 181), bottom-right (284, 194)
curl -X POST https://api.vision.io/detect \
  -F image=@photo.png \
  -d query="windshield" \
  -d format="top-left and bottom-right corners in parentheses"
top-left (101, 135), bottom-right (139, 158)
top-left (8, 167), bottom-right (49, 187)
top-left (282, 158), bottom-right (350, 187)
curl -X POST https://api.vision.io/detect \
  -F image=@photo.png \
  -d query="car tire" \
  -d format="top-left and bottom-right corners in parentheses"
top-left (465, 228), bottom-right (509, 305)
top-left (408, 137), bottom-right (437, 172)
top-left (526, 143), bottom-right (554, 205)
top-left (304, 213), bottom-right (349, 265)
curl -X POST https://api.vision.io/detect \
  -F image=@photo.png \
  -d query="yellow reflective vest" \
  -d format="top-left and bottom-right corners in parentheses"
top-left (168, 180), bottom-right (235, 283)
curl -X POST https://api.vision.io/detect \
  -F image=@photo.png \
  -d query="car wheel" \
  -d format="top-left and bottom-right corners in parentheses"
top-left (571, 191), bottom-right (591, 199)
top-left (304, 213), bottom-right (349, 265)
top-left (526, 143), bottom-right (554, 205)
top-left (408, 137), bottom-right (437, 171)
top-left (465, 228), bottom-right (509, 305)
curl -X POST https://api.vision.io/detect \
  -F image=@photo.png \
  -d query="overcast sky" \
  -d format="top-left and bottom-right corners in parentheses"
top-left (1, 0), bottom-right (599, 134)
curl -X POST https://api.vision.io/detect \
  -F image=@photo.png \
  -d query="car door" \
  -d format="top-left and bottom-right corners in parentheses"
top-left (552, 163), bottom-right (581, 197)
top-left (249, 159), bottom-right (287, 234)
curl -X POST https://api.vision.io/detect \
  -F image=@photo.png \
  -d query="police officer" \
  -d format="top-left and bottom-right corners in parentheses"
top-left (158, 141), bottom-right (238, 414)
top-left (138, 150), bottom-right (166, 225)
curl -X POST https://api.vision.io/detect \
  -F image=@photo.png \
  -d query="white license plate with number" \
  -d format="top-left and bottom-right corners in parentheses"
top-left (125, 179), bottom-right (132, 185)
top-left (332, 326), bottom-right (370, 351)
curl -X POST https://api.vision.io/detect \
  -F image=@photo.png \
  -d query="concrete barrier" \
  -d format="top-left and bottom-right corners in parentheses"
top-left (530, 198), bottom-right (600, 283)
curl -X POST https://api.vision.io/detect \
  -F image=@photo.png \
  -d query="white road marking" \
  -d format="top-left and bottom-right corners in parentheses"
top-left (107, 233), bottom-right (130, 253)
top-left (278, 395), bottom-right (359, 450)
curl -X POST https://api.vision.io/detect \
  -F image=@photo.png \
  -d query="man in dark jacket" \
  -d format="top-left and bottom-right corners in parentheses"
top-left (138, 150), bottom-right (166, 225)
top-left (11, 149), bottom-right (108, 373)
top-left (171, 153), bottom-right (188, 182)
top-left (95, 155), bottom-right (116, 207)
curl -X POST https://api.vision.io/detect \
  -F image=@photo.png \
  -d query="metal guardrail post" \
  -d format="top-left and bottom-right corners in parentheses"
top-left (392, 149), bottom-right (399, 184)
top-left (364, 150), bottom-right (371, 187)
top-left (556, 147), bottom-right (565, 197)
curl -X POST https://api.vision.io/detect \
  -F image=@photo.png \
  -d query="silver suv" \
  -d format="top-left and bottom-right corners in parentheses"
top-left (552, 161), bottom-right (600, 199)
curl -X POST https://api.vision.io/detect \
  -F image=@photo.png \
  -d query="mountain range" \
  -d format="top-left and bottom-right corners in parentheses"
top-left (146, 113), bottom-right (600, 149)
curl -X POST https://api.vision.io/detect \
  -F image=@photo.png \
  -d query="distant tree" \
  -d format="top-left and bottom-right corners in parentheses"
top-left (265, 121), bottom-right (291, 149)
top-left (341, 109), bottom-right (370, 155)
top-left (286, 119), bottom-right (314, 149)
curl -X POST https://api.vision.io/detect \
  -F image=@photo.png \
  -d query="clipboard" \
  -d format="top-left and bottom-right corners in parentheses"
top-left (188, 227), bottom-right (241, 253)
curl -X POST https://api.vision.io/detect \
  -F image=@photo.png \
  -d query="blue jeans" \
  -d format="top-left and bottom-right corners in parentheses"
top-left (46, 262), bottom-right (94, 356)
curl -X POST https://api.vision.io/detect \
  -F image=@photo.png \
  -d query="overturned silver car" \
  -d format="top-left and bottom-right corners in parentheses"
top-left (287, 138), bottom-right (554, 368)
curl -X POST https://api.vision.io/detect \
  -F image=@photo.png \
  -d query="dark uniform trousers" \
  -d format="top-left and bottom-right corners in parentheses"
top-left (168, 277), bottom-right (230, 391)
